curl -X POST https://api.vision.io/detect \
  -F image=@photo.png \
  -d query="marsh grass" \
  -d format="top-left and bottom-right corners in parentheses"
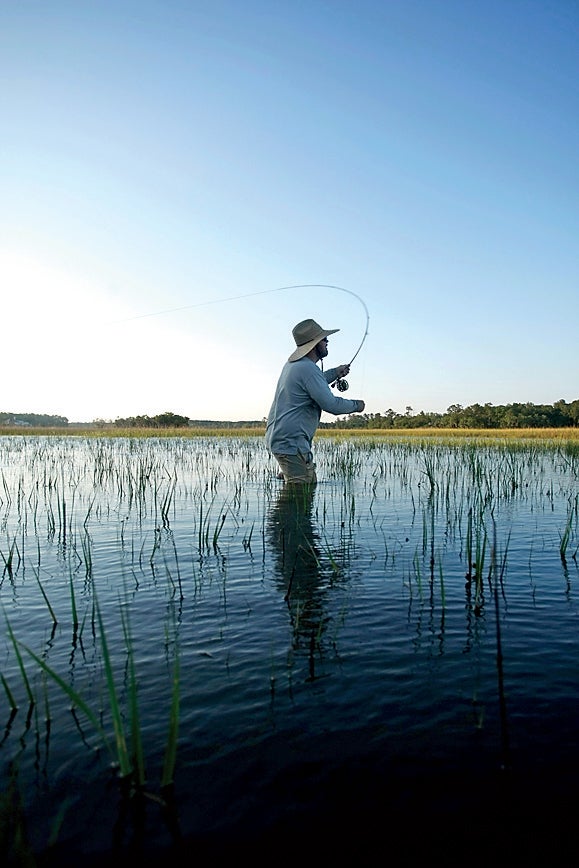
top-left (1, 672), bottom-right (18, 713)
top-left (29, 564), bottom-right (59, 624)
top-left (94, 596), bottom-right (132, 779)
top-left (558, 494), bottom-right (579, 566)
top-left (490, 520), bottom-right (511, 772)
top-left (4, 617), bottom-right (35, 706)
top-left (121, 604), bottom-right (146, 788)
top-left (0, 534), bottom-right (20, 579)
top-left (7, 583), bottom-right (181, 802)
top-left (161, 642), bottom-right (180, 790)
top-left (2, 425), bottom-right (579, 443)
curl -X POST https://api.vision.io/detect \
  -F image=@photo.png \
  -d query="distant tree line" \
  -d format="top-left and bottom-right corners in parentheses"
top-left (0, 412), bottom-right (69, 427)
top-left (111, 411), bottom-right (191, 428)
top-left (111, 400), bottom-right (579, 430)
top-left (108, 413), bottom-right (263, 429)
top-left (321, 399), bottom-right (579, 430)
top-left (3, 399), bottom-right (578, 431)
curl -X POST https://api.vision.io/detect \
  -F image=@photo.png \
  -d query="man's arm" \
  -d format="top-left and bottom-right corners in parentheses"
top-left (306, 367), bottom-right (364, 415)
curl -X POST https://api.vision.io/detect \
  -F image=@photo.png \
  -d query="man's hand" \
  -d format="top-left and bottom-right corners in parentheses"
top-left (335, 364), bottom-right (351, 379)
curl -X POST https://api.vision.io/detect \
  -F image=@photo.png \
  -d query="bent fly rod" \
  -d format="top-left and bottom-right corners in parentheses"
top-left (111, 283), bottom-right (370, 389)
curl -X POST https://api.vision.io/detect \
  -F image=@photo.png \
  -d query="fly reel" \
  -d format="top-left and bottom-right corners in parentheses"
top-left (335, 378), bottom-right (349, 392)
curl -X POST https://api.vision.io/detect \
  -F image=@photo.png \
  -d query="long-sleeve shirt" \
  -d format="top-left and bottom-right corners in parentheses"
top-left (265, 358), bottom-right (362, 455)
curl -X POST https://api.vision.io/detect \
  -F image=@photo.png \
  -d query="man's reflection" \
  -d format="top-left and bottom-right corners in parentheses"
top-left (267, 483), bottom-right (332, 680)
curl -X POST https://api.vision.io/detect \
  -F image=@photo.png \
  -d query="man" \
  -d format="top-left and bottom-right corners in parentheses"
top-left (266, 318), bottom-right (365, 484)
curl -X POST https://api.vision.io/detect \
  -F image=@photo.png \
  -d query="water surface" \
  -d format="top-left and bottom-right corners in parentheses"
top-left (1, 435), bottom-right (578, 864)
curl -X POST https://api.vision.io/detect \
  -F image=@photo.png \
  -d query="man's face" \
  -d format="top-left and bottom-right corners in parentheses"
top-left (316, 337), bottom-right (329, 359)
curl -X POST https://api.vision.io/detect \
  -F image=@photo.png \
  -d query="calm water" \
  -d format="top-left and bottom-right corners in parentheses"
top-left (1, 435), bottom-right (578, 864)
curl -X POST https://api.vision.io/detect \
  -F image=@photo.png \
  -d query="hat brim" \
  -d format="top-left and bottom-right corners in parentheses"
top-left (288, 328), bottom-right (339, 362)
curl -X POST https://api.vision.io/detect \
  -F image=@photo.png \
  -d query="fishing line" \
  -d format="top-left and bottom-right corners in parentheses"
top-left (111, 283), bottom-right (370, 388)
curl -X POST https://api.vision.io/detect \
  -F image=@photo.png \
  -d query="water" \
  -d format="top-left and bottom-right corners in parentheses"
top-left (1, 434), bottom-right (578, 864)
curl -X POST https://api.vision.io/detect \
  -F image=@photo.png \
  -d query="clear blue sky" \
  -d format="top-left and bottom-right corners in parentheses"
top-left (2, 0), bottom-right (577, 422)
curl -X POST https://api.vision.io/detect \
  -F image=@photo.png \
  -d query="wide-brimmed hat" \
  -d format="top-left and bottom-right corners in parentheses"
top-left (288, 319), bottom-right (339, 362)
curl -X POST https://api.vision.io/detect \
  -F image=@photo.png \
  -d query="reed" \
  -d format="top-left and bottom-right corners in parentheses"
top-left (1, 672), bottom-right (18, 711)
top-left (17, 639), bottom-right (110, 752)
top-left (559, 495), bottom-right (578, 566)
top-left (159, 473), bottom-right (177, 526)
top-left (80, 526), bottom-right (93, 580)
top-left (490, 520), bottom-right (511, 772)
top-left (420, 451), bottom-right (437, 494)
top-left (0, 534), bottom-right (21, 579)
top-left (94, 596), bottom-right (132, 779)
top-left (4, 616), bottom-right (35, 706)
top-left (30, 564), bottom-right (58, 624)
top-left (120, 604), bottom-right (145, 788)
top-left (212, 510), bottom-right (227, 550)
top-left (242, 520), bottom-right (255, 551)
top-left (12, 596), bottom-right (181, 803)
top-left (161, 637), bottom-right (180, 790)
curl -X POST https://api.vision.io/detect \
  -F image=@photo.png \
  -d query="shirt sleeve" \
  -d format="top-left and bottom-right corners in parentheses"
top-left (323, 367), bottom-right (340, 384)
top-left (304, 365), bottom-right (362, 416)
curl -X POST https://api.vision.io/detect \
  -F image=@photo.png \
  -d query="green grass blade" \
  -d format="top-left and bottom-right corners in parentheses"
top-left (161, 649), bottom-right (180, 789)
top-left (30, 564), bottom-right (58, 624)
top-left (17, 642), bottom-right (111, 756)
top-left (94, 597), bottom-right (132, 778)
top-left (4, 615), bottom-right (35, 705)
top-left (1, 673), bottom-right (18, 710)
top-left (120, 604), bottom-right (145, 788)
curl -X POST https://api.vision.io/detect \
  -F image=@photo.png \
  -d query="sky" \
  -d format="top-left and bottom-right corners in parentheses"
top-left (1, 0), bottom-right (577, 423)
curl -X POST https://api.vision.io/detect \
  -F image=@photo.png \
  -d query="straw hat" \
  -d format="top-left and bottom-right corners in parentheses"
top-left (288, 319), bottom-right (339, 362)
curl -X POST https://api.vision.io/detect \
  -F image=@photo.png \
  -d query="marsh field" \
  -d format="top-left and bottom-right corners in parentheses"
top-left (1, 429), bottom-right (579, 865)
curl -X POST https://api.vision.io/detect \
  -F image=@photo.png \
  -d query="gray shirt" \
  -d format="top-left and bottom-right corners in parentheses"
top-left (265, 358), bottom-right (363, 455)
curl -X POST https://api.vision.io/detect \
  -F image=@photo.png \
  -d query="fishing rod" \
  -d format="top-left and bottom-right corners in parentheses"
top-left (112, 282), bottom-right (370, 387)
top-left (321, 286), bottom-right (370, 392)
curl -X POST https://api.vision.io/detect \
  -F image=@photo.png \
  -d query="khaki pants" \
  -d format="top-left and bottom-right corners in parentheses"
top-left (274, 451), bottom-right (317, 484)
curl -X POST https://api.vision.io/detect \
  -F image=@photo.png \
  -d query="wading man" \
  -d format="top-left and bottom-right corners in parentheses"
top-left (266, 318), bottom-right (365, 484)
